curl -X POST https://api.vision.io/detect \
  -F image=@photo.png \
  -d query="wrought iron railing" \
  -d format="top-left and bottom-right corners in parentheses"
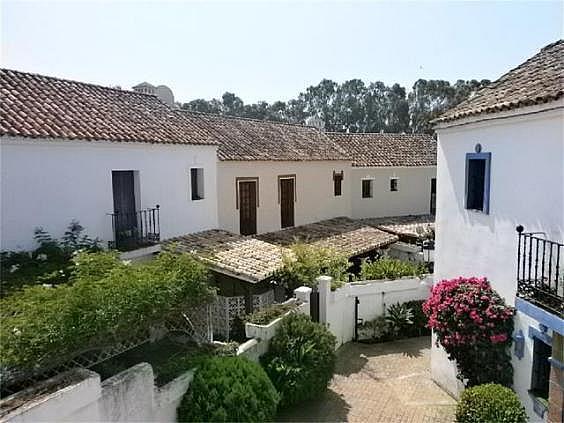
top-left (516, 225), bottom-right (563, 316)
top-left (108, 205), bottom-right (160, 251)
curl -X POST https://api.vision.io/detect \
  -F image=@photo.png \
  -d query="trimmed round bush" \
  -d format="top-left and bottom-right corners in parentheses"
top-left (261, 313), bottom-right (337, 408)
top-left (456, 383), bottom-right (527, 423)
top-left (177, 356), bottom-right (279, 422)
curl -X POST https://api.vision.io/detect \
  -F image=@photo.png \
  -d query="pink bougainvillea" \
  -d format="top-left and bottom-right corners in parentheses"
top-left (423, 277), bottom-right (515, 387)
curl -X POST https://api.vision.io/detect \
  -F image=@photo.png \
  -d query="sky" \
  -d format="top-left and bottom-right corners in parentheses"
top-left (1, 0), bottom-right (563, 104)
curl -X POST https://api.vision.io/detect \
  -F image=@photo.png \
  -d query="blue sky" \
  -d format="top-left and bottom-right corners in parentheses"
top-left (2, 1), bottom-right (562, 104)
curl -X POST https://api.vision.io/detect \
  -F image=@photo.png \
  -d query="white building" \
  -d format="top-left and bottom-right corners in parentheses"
top-left (0, 69), bottom-right (218, 251)
top-left (329, 132), bottom-right (437, 219)
top-left (187, 112), bottom-right (352, 235)
top-left (432, 40), bottom-right (563, 422)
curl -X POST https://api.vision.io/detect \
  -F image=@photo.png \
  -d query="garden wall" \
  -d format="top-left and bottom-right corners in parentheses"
top-left (316, 275), bottom-right (433, 346)
top-left (238, 294), bottom-right (310, 362)
top-left (0, 363), bottom-right (193, 423)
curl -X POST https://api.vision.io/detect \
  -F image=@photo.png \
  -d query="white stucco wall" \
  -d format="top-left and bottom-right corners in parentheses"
top-left (0, 137), bottom-right (218, 251)
top-left (217, 160), bottom-right (352, 234)
top-left (432, 104), bottom-right (564, 400)
top-left (0, 363), bottom-right (194, 423)
top-left (349, 166), bottom-right (436, 219)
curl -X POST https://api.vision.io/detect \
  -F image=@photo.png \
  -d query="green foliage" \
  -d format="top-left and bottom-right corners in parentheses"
top-left (0, 221), bottom-right (101, 297)
top-left (357, 300), bottom-right (429, 342)
top-left (359, 257), bottom-right (426, 281)
top-left (0, 249), bottom-right (215, 370)
top-left (246, 302), bottom-right (298, 325)
top-left (261, 313), bottom-right (336, 408)
top-left (456, 383), bottom-right (527, 423)
top-left (385, 303), bottom-right (414, 336)
top-left (181, 78), bottom-right (490, 134)
top-left (275, 243), bottom-right (350, 291)
top-left (177, 356), bottom-right (279, 422)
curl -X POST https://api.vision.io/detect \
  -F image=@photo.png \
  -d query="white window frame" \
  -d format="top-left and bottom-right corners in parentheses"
top-left (190, 167), bottom-right (205, 201)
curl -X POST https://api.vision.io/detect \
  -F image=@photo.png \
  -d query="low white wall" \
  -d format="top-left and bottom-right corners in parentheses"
top-left (0, 363), bottom-right (194, 423)
top-left (316, 275), bottom-right (432, 346)
top-left (238, 295), bottom-right (310, 362)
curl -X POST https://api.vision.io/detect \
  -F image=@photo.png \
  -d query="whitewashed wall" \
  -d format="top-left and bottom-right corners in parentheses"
top-left (432, 103), bottom-right (564, 399)
top-left (217, 160), bottom-right (352, 234)
top-left (0, 137), bottom-right (218, 251)
top-left (0, 363), bottom-right (194, 423)
top-left (350, 166), bottom-right (436, 219)
top-left (316, 275), bottom-right (432, 347)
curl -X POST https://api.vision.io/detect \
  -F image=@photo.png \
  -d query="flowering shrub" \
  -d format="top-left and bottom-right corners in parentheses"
top-left (423, 277), bottom-right (514, 387)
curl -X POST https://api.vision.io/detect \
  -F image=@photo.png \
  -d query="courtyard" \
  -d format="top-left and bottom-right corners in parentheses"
top-left (278, 336), bottom-right (456, 423)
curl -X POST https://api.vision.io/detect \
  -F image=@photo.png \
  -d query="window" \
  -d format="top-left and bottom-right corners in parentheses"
top-left (333, 171), bottom-right (343, 196)
top-left (390, 177), bottom-right (399, 192)
top-left (362, 179), bottom-right (373, 198)
top-left (190, 168), bottom-right (204, 200)
top-left (465, 152), bottom-right (491, 213)
top-left (530, 338), bottom-right (551, 400)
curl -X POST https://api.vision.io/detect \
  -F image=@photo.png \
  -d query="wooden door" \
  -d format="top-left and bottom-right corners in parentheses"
top-left (280, 178), bottom-right (295, 228)
top-left (112, 171), bottom-right (137, 233)
top-left (239, 181), bottom-right (257, 235)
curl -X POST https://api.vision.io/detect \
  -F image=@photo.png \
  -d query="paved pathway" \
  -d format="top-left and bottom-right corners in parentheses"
top-left (278, 336), bottom-right (456, 423)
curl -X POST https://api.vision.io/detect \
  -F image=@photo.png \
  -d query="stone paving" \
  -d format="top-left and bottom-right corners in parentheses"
top-left (277, 336), bottom-right (456, 423)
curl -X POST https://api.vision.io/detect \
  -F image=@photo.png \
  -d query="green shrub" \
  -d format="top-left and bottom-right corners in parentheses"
top-left (261, 313), bottom-right (336, 408)
top-left (246, 302), bottom-right (298, 325)
top-left (385, 302), bottom-right (414, 336)
top-left (0, 249), bottom-right (215, 371)
top-left (275, 243), bottom-right (350, 291)
top-left (0, 221), bottom-right (101, 297)
top-left (359, 257), bottom-right (426, 281)
top-left (456, 383), bottom-right (527, 423)
top-left (177, 356), bottom-right (279, 422)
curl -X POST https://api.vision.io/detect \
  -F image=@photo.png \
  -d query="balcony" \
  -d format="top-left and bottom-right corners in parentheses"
top-left (108, 205), bottom-right (160, 252)
top-left (516, 225), bottom-right (563, 317)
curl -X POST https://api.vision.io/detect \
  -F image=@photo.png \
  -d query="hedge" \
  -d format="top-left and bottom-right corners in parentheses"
top-left (261, 313), bottom-right (336, 408)
top-left (177, 356), bottom-right (279, 422)
top-left (0, 249), bottom-right (216, 370)
top-left (456, 383), bottom-right (527, 423)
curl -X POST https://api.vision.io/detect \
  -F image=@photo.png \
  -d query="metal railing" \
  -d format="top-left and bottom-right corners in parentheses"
top-left (516, 225), bottom-right (563, 316)
top-left (108, 205), bottom-right (160, 251)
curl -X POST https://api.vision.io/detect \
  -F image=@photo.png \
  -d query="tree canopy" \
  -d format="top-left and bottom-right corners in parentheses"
top-left (181, 78), bottom-right (490, 134)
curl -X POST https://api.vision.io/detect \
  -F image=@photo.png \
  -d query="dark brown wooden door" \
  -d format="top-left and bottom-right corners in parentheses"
top-left (280, 178), bottom-right (295, 228)
top-left (239, 181), bottom-right (257, 235)
top-left (112, 171), bottom-right (137, 232)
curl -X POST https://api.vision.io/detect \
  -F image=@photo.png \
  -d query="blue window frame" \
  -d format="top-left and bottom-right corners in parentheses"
top-left (465, 152), bottom-right (491, 214)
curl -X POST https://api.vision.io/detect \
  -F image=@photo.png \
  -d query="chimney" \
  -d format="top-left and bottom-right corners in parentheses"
top-left (132, 82), bottom-right (175, 107)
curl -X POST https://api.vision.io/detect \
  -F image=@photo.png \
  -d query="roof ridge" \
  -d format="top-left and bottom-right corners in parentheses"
top-left (178, 109), bottom-right (324, 130)
top-left (0, 68), bottom-right (157, 99)
top-left (326, 131), bottom-right (434, 138)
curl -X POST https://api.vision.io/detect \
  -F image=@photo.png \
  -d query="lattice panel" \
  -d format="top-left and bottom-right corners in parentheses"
top-left (252, 289), bottom-right (275, 312)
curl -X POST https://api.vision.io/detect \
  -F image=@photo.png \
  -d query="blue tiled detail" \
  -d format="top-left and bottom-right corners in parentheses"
top-left (515, 297), bottom-right (564, 335)
top-left (513, 330), bottom-right (524, 359)
top-left (528, 326), bottom-right (552, 346)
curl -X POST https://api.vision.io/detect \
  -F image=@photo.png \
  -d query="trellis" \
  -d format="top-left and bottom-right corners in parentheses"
top-left (1, 303), bottom-right (213, 397)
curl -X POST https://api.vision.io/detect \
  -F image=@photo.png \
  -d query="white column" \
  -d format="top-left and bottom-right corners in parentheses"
top-left (316, 276), bottom-right (333, 324)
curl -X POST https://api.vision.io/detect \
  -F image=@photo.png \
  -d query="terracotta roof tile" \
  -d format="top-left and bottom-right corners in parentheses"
top-left (435, 40), bottom-right (564, 124)
top-left (327, 133), bottom-right (436, 167)
top-left (360, 215), bottom-right (435, 239)
top-left (167, 230), bottom-right (287, 283)
top-left (256, 217), bottom-right (399, 257)
top-left (182, 111), bottom-right (350, 161)
top-left (0, 69), bottom-right (217, 145)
